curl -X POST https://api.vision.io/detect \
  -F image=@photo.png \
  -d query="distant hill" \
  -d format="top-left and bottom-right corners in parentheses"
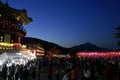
top-left (21, 37), bottom-right (113, 55)
top-left (21, 37), bottom-right (68, 54)
top-left (70, 42), bottom-right (113, 52)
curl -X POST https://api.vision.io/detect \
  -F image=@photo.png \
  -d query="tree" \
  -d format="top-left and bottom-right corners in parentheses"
top-left (68, 48), bottom-right (78, 56)
top-left (115, 25), bottom-right (120, 47)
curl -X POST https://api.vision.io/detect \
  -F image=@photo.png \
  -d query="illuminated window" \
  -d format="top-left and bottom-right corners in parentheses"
top-left (11, 47), bottom-right (13, 49)
top-left (0, 36), bottom-right (3, 42)
top-left (2, 47), bottom-right (5, 49)
top-left (11, 40), bottom-right (13, 43)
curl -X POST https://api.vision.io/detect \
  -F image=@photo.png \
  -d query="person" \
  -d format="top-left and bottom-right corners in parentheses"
top-left (19, 65), bottom-right (24, 80)
top-left (55, 66), bottom-right (60, 80)
top-left (14, 65), bottom-right (20, 80)
top-left (7, 67), bottom-right (11, 80)
top-left (83, 65), bottom-right (91, 80)
top-left (35, 64), bottom-right (40, 80)
top-left (71, 67), bottom-right (76, 80)
top-left (62, 71), bottom-right (71, 80)
top-left (95, 69), bottom-right (104, 80)
top-left (105, 63), bottom-right (114, 80)
top-left (29, 67), bottom-right (36, 80)
top-left (23, 66), bottom-right (29, 80)
top-left (2, 64), bottom-right (7, 80)
top-left (48, 62), bottom-right (52, 80)
top-left (9, 64), bottom-right (15, 80)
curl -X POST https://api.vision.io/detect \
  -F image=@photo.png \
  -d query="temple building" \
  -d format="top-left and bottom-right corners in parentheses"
top-left (0, 1), bottom-right (45, 58)
top-left (0, 1), bottom-right (32, 51)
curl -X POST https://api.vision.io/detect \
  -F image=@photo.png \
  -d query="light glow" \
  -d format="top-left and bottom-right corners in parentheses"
top-left (76, 52), bottom-right (120, 58)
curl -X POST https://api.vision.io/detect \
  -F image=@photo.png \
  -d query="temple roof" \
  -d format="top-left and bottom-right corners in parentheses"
top-left (0, 1), bottom-right (32, 25)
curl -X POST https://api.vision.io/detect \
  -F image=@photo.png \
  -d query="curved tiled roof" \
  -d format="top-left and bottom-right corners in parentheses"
top-left (0, 1), bottom-right (32, 25)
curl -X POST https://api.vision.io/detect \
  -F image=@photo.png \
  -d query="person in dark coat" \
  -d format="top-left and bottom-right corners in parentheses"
top-left (48, 61), bottom-right (52, 80)
top-left (23, 66), bottom-right (29, 80)
top-left (2, 64), bottom-right (7, 80)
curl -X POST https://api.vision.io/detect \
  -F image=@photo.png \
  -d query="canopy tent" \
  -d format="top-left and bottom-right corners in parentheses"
top-left (0, 50), bottom-right (36, 66)
top-left (0, 52), bottom-right (25, 59)
top-left (0, 50), bottom-right (36, 59)
top-left (0, 52), bottom-right (9, 59)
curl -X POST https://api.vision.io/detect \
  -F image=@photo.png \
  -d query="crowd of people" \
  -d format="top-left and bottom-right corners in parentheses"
top-left (0, 58), bottom-right (41, 80)
top-left (49, 56), bottom-right (120, 80)
top-left (0, 56), bottom-right (120, 80)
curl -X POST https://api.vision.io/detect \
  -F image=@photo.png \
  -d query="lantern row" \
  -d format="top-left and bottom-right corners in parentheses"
top-left (76, 52), bottom-right (120, 58)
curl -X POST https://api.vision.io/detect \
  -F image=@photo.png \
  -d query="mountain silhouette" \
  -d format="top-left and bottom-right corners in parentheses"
top-left (70, 42), bottom-right (113, 52)
top-left (21, 37), bottom-right (69, 54)
top-left (21, 37), bottom-right (113, 55)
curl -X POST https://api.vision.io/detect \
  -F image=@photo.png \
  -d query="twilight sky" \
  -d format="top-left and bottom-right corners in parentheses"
top-left (2, 0), bottom-right (120, 49)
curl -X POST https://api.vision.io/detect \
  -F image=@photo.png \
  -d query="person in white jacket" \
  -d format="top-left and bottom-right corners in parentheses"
top-left (83, 65), bottom-right (91, 80)
top-left (62, 71), bottom-right (71, 80)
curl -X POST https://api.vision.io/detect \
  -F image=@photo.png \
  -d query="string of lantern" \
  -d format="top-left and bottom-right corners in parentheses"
top-left (76, 52), bottom-right (120, 58)
top-left (0, 18), bottom-right (26, 33)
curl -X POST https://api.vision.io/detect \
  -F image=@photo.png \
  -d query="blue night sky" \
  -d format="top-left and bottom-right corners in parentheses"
top-left (2, 0), bottom-right (120, 49)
